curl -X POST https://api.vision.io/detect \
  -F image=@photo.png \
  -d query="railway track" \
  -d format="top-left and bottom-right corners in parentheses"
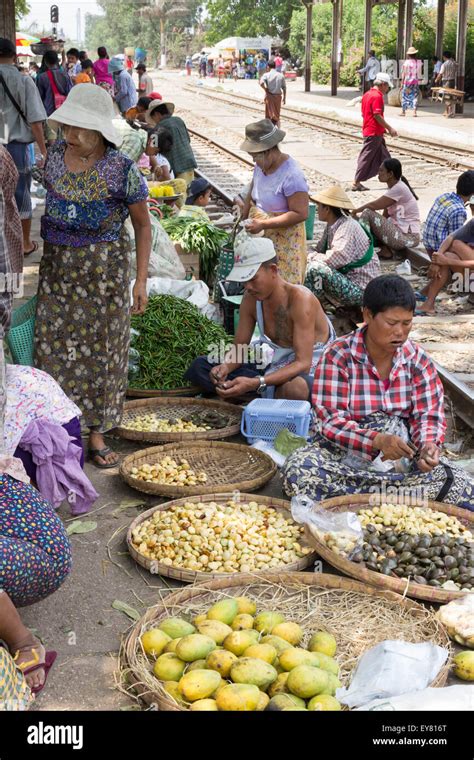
top-left (190, 126), bottom-right (474, 429)
top-left (183, 83), bottom-right (473, 173)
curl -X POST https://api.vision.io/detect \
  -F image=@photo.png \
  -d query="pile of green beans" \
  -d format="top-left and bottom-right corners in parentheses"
top-left (130, 295), bottom-right (232, 390)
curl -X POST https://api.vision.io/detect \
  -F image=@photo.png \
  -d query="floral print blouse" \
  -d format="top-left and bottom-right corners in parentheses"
top-left (40, 140), bottom-right (148, 247)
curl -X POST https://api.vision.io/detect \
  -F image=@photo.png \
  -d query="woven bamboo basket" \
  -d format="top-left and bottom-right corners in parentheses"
top-left (119, 572), bottom-right (451, 711)
top-left (307, 493), bottom-right (474, 603)
top-left (126, 386), bottom-right (200, 399)
top-left (126, 492), bottom-right (316, 581)
top-left (115, 397), bottom-right (242, 443)
top-left (120, 441), bottom-right (277, 497)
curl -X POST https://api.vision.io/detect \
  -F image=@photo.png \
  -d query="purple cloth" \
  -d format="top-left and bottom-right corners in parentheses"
top-left (18, 419), bottom-right (98, 515)
top-left (14, 417), bottom-right (84, 481)
top-left (251, 156), bottom-right (309, 214)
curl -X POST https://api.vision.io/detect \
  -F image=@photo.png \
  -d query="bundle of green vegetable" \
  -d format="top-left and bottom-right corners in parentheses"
top-left (274, 428), bottom-right (308, 457)
top-left (161, 217), bottom-right (229, 284)
top-left (129, 295), bottom-right (232, 390)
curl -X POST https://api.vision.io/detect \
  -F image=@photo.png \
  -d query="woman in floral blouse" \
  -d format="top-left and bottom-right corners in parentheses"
top-left (34, 84), bottom-right (151, 468)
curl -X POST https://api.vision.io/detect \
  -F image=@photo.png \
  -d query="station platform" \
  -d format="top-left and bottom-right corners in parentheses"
top-left (170, 72), bottom-right (473, 152)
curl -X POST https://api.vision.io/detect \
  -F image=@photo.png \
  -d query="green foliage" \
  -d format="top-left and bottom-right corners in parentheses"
top-left (205, 0), bottom-right (301, 45)
top-left (16, 0), bottom-right (30, 24)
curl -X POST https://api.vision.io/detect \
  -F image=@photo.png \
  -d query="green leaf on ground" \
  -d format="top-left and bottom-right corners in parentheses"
top-left (111, 600), bottom-right (141, 621)
top-left (66, 520), bottom-right (98, 535)
top-left (112, 498), bottom-right (145, 517)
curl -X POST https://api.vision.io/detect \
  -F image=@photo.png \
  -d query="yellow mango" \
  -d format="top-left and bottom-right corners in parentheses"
top-left (190, 699), bottom-right (219, 711)
top-left (278, 648), bottom-right (319, 672)
top-left (141, 628), bottom-right (171, 657)
top-left (223, 630), bottom-right (259, 656)
top-left (266, 694), bottom-right (307, 711)
top-left (215, 683), bottom-right (260, 711)
top-left (164, 638), bottom-right (181, 654)
top-left (320, 673), bottom-right (342, 696)
top-left (162, 680), bottom-right (183, 703)
top-left (232, 614), bottom-right (255, 631)
top-left (230, 657), bottom-right (278, 691)
top-left (316, 652), bottom-right (340, 675)
top-left (153, 653), bottom-right (186, 682)
top-left (308, 631), bottom-right (337, 657)
top-left (176, 634), bottom-right (216, 662)
top-left (243, 644), bottom-right (277, 664)
top-left (287, 665), bottom-right (329, 699)
top-left (307, 694), bottom-right (341, 711)
top-left (254, 611), bottom-right (285, 634)
top-left (178, 669), bottom-right (221, 702)
top-left (256, 692), bottom-right (270, 711)
top-left (187, 659), bottom-right (208, 672)
top-left (197, 620), bottom-right (233, 645)
top-left (235, 596), bottom-right (257, 615)
top-left (193, 613), bottom-right (207, 626)
top-left (271, 622), bottom-right (303, 646)
top-left (207, 599), bottom-right (239, 625)
top-left (267, 672), bottom-right (290, 698)
top-left (261, 635), bottom-right (293, 655)
top-left (206, 649), bottom-right (238, 678)
top-left (158, 617), bottom-right (195, 639)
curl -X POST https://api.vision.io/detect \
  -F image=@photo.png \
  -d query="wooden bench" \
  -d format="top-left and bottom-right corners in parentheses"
top-left (430, 86), bottom-right (465, 107)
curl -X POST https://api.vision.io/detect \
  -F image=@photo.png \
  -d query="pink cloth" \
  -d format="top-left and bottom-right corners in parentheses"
top-left (0, 455), bottom-right (30, 484)
top-left (19, 419), bottom-right (98, 515)
top-left (93, 58), bottom-right (113, 86)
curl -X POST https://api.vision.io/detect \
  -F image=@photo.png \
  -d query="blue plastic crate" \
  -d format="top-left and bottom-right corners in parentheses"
top-left (241, 399), bottom-right (312, 444)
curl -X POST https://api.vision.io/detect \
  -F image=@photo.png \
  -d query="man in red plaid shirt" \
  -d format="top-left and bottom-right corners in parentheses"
top-left (283, 275), bottom-right (474, 510)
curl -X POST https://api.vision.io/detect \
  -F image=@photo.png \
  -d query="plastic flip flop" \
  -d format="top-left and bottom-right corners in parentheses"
top-left (414, 291), bottom-right (427, 302)
top-left (20, 650), bottom-right (57, 696)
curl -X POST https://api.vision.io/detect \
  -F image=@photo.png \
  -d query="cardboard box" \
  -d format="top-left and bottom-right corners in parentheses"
top-left (175, 244), bottom-right (200, 280)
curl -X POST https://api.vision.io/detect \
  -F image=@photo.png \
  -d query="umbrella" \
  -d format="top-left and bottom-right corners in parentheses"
top-left (16, 33), bottom-right (40, 47)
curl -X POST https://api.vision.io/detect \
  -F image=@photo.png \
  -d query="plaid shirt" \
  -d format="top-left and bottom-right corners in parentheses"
top-left (422, 193), bottom-right (467, 253)
top-left (312, 326), bottom-right (446, 459)
top-left (316, 216), bottom-right (381, 288)
top-left (160, 115), bottom-right (197, 175)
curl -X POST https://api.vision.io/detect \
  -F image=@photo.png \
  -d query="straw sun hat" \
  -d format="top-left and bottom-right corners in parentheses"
top-left (406, 46), bottom-right (418, 55)
top-left (145, 100), bottom-right (176, 125)
top-left (313, 185), bottom-right (355, 210)
top-left (48, 83), bottom-right (121, 147)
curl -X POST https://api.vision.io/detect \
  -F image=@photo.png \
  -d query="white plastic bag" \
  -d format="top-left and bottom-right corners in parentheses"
top-left (291, 494), bottom-right (363, 557)
top-left (337, 640), bottom-right (449, 709)
top-left (126, 217), bottom-right (186, 280)
top-left (355, 685), bottom-right (474, 711)
top-left (251, 440), bottom-right (286, 468)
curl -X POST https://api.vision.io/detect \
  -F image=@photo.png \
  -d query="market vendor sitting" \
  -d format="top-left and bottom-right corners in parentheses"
top-left (185, 235), bottom-right (336, 401)
top-left (282, 274), bottom-right (474, 510)
top-left (179, 178), bottom-right (211, 220)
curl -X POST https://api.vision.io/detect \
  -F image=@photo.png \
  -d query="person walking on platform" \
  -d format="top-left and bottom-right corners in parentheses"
top-left (435, 51), bottom-right (458, 118)
top-left (260, 60), bottom-right (286, 127)
top-left (400, 46), bottom-right (422, 117)
top-left (357, 50), bottom-right (381, 90)
top-left (352, 73), bottom-right (397, 192)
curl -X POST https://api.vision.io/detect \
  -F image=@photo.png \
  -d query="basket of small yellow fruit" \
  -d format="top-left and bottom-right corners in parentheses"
top-left (119, 441), bottom-right (277, 498)
top-left (119, 572), bottom-right (451, 711)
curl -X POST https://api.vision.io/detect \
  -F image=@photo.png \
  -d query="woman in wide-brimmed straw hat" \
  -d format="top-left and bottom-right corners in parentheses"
top-left (401, 46), bottom-right (422, 116)
top-left (304, 184), bottom-right (381, 307)
top-left (34, 83), bottom-right (151, 469)
top-left (240, 118), bottom-right (310, 284)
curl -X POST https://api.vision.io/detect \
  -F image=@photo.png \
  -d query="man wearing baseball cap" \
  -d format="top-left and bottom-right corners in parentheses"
top-left (185, 233), bottom-right (335, 401)
top-left (352, 72), bottom-right (397, 192)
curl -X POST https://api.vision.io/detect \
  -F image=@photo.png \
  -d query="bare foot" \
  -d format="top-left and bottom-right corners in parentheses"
top-left (11, 638), bottom-right (46, 691)
top-left (379, 245), bottom-right (394, 260)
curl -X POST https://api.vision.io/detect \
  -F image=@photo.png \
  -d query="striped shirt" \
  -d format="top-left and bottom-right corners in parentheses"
top-left (440, 59), bottom-right (457, 83)
top-left (422, 193), bottom-right (467, 253)
top-left (316, 216), bottom-right (381, 288)
top-left (312, 326), bottom-right (446, 458)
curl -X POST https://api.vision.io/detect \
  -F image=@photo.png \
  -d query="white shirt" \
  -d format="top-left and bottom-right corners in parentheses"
top-left (359, 57), bottom-right (381, 81)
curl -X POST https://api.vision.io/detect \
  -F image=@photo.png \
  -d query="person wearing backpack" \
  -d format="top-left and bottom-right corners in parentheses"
top-left (0, 38), bottom-right (47, 257)
top-left (36, 50), bottom-right (72, 117)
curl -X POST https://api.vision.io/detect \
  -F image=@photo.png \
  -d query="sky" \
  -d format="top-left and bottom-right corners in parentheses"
top-left (20, 1), bottom-right (104, 42)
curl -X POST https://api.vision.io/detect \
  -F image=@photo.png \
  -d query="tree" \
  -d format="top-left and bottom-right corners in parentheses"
top-left (204, 0), bottom-right (302, 45)
top-left (140, 0), bottom-right (194, 66)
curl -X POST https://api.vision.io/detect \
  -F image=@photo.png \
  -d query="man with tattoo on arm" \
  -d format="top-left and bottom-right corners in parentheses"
top-left (185, 236), bottom-right (336, 401)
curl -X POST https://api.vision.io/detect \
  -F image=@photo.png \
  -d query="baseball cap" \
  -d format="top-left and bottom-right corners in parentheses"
top-left (227, 235), bottom-right (277, 282)
top-left (0, 38), bottom-right (16, 57)
top-left (374, 72), bottom-right (393, 88)
top-left (186, 178), bottom-right (211, 204)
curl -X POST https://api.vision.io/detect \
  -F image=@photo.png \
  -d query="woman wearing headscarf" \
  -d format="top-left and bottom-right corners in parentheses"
top-left (240, 119), bottom-right (309, 284)
top-left (109, 56), bottom-right (137, 114)
top-left (400, 46), bottom-right (422, 117)
top-left (305, 185), bottom-right (381, 307)
top-left (34, 84), bottom-right (151, 468)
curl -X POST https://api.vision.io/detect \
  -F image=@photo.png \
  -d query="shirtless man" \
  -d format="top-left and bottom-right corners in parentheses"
top-left (185, 236), bottom-right (335, 400)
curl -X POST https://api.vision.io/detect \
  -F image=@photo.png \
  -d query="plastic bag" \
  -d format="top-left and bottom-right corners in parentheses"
top-left (340, 416), bottom-right (411, 474)
top-left (336, 640), bottom-right (449, 709)
top-left (125, 217), bottom-right (186, 281)
top-left (291, 494), bottom-right (363, 557)
top-left (355, 685), bottom-right (474, 711)
top-left (128, 347), bottom-right (140, 380)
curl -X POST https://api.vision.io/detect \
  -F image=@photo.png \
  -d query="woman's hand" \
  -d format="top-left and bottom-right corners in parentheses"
top-left (131, 280), bottom-right (148, 314)
top-left (373, 433), bottom-right (415, 461)
top-left (243, 218), bottom-right (265, 234)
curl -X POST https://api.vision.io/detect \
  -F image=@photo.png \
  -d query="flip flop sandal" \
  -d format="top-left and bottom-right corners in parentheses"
top-left (23, 241), bottom-right (39, 256)
top-left (414, 309), bottom-right (435, 317)
top-left (88, 447), bottom-right (120, 469)
top-left (14, 649), bottom-right (57, 696)
top-left (351, 185), bottom-right (369, 192)
top-left (414, 290), bottom-right (427, 301)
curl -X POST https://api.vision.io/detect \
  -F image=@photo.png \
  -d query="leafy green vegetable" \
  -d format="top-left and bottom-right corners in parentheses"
top-left (66, 520), bottom-right (98, 536)
top-left (274, 428), bottom-right (307, 457)
top-left (161, 217), bottom-right (229, 285)
top-left (130, 295), bottom-right (232, 390)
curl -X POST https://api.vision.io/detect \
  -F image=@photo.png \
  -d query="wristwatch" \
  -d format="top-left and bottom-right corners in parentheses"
top-left (257, 375), bottom-right (267, 395)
